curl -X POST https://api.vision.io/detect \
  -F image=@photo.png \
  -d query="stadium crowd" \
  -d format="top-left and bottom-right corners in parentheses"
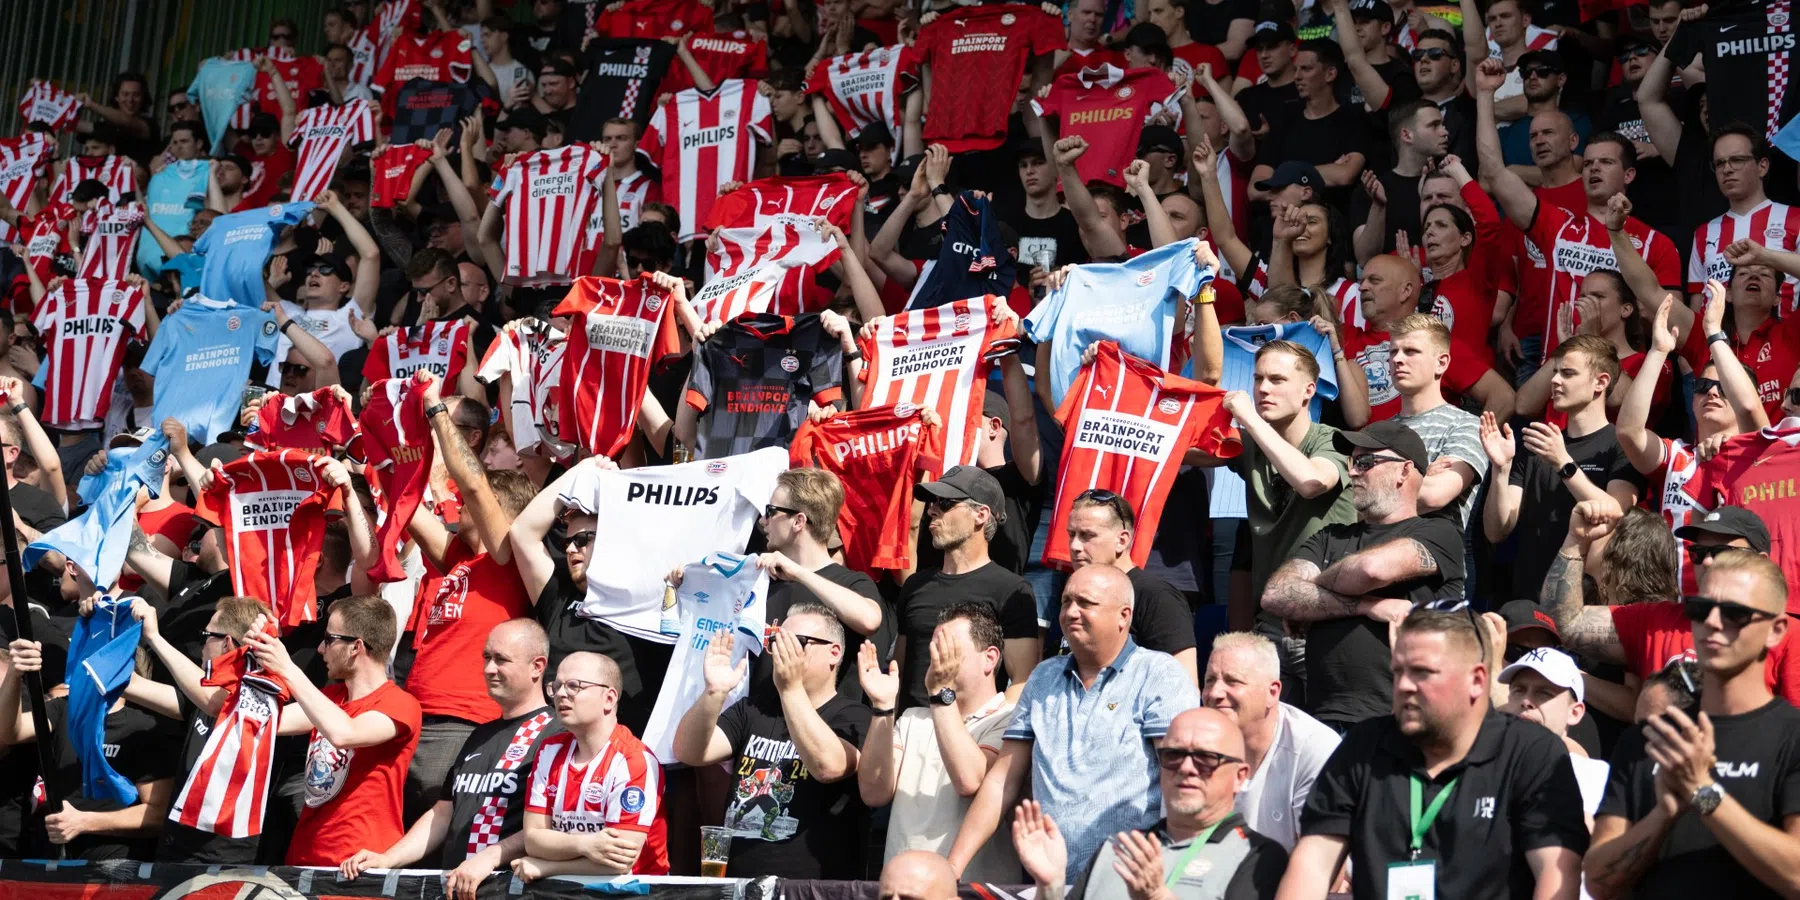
top-left (1, 0), bottom-right (1800, 896)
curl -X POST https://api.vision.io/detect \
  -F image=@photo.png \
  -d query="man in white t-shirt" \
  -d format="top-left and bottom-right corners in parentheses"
top-left (1202, 631), bottom-right (1339, 851)
top-left (270, 189), bottom-right (379, 381)
top-left (1499, 647), bottom-right (1609, 823)
top-left (857, 602), bottom-right (1019, 881)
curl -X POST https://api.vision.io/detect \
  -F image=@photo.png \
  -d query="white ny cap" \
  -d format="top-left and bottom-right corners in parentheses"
top-left (1498, 647), bottom-right (1585, 704)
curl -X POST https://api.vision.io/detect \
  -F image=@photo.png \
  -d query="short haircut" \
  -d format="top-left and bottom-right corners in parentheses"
top-left (938, 601), bottom-right (1004, 653)
top-left (1072, 488), bottom-right (1137, 531)
top-left (775, 467), bottom-right (843, 545)
top-left (169, 120), bottom-right (208, 149)
top-left (1585, 130), bottom-right (1638, 169)
top-left (321, 518), bottom-right (352, 575)
top-left (1398, 609), bottom-right (1483, 662)
top-left (1087, 183), bottom-right (1128, 216)
top-left (481, 14), bottom-right (514, 32)
top-left (1298, 38), bottom-right (1344, 73)
top-left (764, 68), bottom-right (804, 92)
top-left (0, 411), bottom-right (22, 449)
top-left (405, 247), bottom-right (458, 282)
top-left (1211, 631), bottom-right (1280, 683)
top-left (1711, 121), bottom-right (1769, 161)
top-left (493, 617), bottom-right (550, 660)
top-left (488, 470), bottom-right (536, 519)
top-left (330, 594), bottom-right (398, 660)
top-left (623, 220), bottom-right (679, 263)
top-left (561, 650), bottom-right (623, 686)
top-left (1550, 333), bottom-right (1622, 384)
top-left (451, 396), bottom-right (492, 446)
top-left (1388, 98), bottom-right (1439, 146)
top-left (1256, 338), bottom-right (1322, 382)
top-left (602, 117), bottom-right (636, 135)
top-left (215, 596), bottom-right (275, 638)
top-left (1647, 657), bottom-right (1700, 709)
top-left (1703, 549), bottom-right (1790, 609)
top-left (785, 600), bottom-right (846, 646)
top-left (1391, 313), bottom-right (1452, 352)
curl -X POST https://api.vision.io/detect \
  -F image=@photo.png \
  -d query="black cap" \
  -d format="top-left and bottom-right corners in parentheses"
top-left (1498, 599), bottom-right (1561, 642)
top-left (247, 112), bottom-right (280, 137)
top-left (1248, 20), bottom-right (1298, 47)
top-left (855, 122), bottom-right (895, 151)
top-left (982, 390), bottom-right (1009, 421)
top-left (1122, 22), bottom-right (1172, 51)
top-left (307, 252), bottom-right (353, 281)
top-left (496, 106), bottom-right (548, 138)
top-left (540, 56), bottom-right (578, 79)
top-left (1137, 124), bottom-right (1183, 156)
top-left (1517, 48), bottom-right (1566, 72)
top-left (1675, 506), bottom-right (1772, 554)
top-left (1332, 420), bottom-right (1430, 472)
top-left (892, 152), bottom-right (923, 191)
top-left (1616, 32), bottom-right (1657, 54)
top-left (1011, 135), bottom-right (1049, 161)
top-left (914, 465), bottom-right (1008, 522)
top-left (1254, 160), bottom-right (1323, 192)
top-left (217, 153), bottom-right (252, 179)
top-left (1349, 0), bottom-right (1396, 20)
top-left (812, 148), bottom-right (860, 173)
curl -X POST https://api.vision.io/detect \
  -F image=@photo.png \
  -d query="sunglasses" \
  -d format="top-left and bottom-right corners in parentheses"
top-left (791, 634), bottom-right (838, 649)
top-left (927, 498), bottom-right (972, 515)
top-left (201, 629), bottom-right (232, 643)
top-left (1075, 488), bottom-right (1121, 503)
top-left (1350, 453), bottom-right (1410, 473)
top-left (1694, 377), bottom-right (1724, 397)
top-left (562, 529), bottom-right (596, 551)
top-left (1410, 47), bottom-right (1453, 61)
top-left (325, 632), bottom-right (361, 645)
top-left (1618, 45), bottom-right (1655, 60)
top-left (1682, 595), bottom-right (1779, 628)
top-left (1155, 747), bottom-right (1243, 774)
top-left (306, 262), bottom-right (342, 277)
top-left (1685, 542), bottom-right (1734, 565)
top-left (1788, 387), bottom-right (1800, 407)
top-left (280, 362), bottom-right (311, 377)
top-left (1519, 64), bottom-right (1562, 78)
top-left (764, 503), bottom-right (801, 519)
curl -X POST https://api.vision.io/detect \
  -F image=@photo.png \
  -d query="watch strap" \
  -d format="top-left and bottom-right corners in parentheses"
top-left (1707, 331), bottom-right (1731, 347)
top-left (870, 707), bottom-right (896, 717)
top-left (424, 402), bottom-right (450, 419)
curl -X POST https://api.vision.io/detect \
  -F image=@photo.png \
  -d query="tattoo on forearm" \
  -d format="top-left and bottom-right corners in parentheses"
top-left (1408, 539), bottom-right (1438, 575)
top-left (128, 524), bottom-right (150, 555)
top-left (1596, 834), bottom-right (1654, 887)
top-left (1542, 554), bottom-right (1583, 628)
top-left (1268, 561), bottom-right (1361, 619)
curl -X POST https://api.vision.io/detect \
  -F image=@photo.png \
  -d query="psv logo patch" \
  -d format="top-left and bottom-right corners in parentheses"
top-left (780, 355), bottom-right (800, 372)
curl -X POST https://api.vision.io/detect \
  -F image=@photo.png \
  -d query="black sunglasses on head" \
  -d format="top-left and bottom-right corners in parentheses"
top-left (1682, 595), bottom-right (1779, 628)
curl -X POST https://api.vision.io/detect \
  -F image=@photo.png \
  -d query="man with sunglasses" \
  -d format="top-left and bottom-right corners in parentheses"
top-left (1014, 707), bottom-right (1289, 900)
top-left (1587, 551), bottom-right (1800, 899)
top-left (267, 189), bottom-right (382, 379)
top-left (1263, 420), bottom-right (1467, 732)
top-left (1407, 30), bottom-right (1478, 166)
top-left (1494, 50), bottom-right (1590, 169)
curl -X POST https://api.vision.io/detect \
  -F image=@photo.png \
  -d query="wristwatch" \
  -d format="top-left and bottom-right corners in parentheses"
top-left (1558, 461), bottom-right (1580, 480)
top-left (870, 706), bottom-right (897, 717)
top-left (1707, 331), bottom-right (1731, 348)
top-left (930, 687), bottom-right (957, 706)
top-left (1691, 782), bottom-right (1725, 816)
top-left (930, 184), bottom-right (953, 197)
top-left (424, 402), bottom-right (450, 420)
top-left (279, 319), bottom-right (297, 335)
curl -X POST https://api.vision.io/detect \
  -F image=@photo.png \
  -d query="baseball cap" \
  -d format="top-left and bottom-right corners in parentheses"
top-left (1011, 135), bottom-right (1049, 161)
top-left (217, 153), bottom-right (252, 180)
top-left (1349, 0), bottom-right (1396, 21)
top-left (247, 112), bottom-right (280, 138)
top-left (856, 122), bottom-right (895, 151)
top-left (982, 390), bottom-right (1009, 422)
top-left (108, 426), bottom-right (155, 449)
top-left (1247, 21), bottom-right (1298, 47)
top-left (1332, 420), bottom-right (1430, 472)
top-left (1616, 32), bottom-right (1657, 55)
top-left (195, 441), bottom-right (246, 469)
top-left (1497, 598), bottom-right (1560, 643)
top-left (1137, 124), bottom-right (1183, 156)
top-left (539, 56), bottom-right (578, 79)
top-left (1675, 505), bottom-right (1772, 554)
top-left (1498, 646), bottom-right (1585, 703)
top-left (812, 148), bottom-right (860, 174)
top-left (496, 106), bottom-right (548, 138)
top-left (1254, 160), bottom-right (1323, 192)
top-left (915, 465), bottom-right (1008, 522)
top-left (1517, 48), bottom-right (1566, 72)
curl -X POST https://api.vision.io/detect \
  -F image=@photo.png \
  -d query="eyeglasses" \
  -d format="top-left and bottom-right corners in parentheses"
top-left (1519, 65), bottom-right (1562, 78)
top-left (1410, 47), bottom-right (1453, 61)
top-left (763, 503), bottom-right (801, 519)
top-left (791, 634), bottom-right (838, 649)
top-left (1349, 453), bottom-right (1410, 473)
top-left (325, 632), bottom-right (361, 646)
top-left (201, 630), bottom-right (232, 643)
top-left (1684, 542), bottom-right (1734, 565)
top-left (1713, 154), bottom-right (1759, 172)
top-left (1787, 387), bottom-right (1800, 407)
top-left (1618, 45), bottom-right (1656, 60)
top-left (1693, 377), bottom-right (1724, 397)
top-left (168, 101), bottom-right (192, 113)
top-left (562, 530), bottom-right (596, 551)
top-left (1155, 747), bottom-right (1243, 774)
top-left (546, 678), bottom-right (614, 697)
top-left (1682, 595), bottom-right (1779, 628)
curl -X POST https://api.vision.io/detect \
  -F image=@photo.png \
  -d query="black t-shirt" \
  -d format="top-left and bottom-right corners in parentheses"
top-left (1125, 568), bottom-right (1198, 658)
top-left (1237, 81), bottom-right (1302, 135)
top-left (439, 707), bottom-right (564, 868)
top-left (1436, 92), bottom-right (1481, 177)
top-left (1507, 424), bottom-right (1642, 597)
top-left (751, 564), bottom-right (892, 707)
top-left (40, 697), bottom-right (181, 861)
top-left (1012, 206), bottom-right (1090, 277)
top-left (154, 691), bottom-right (260, 864)
top-left (1257, 102), bottom-right (1371, 207)
top-left (1669, 3), bottom-right (1799, 159)
top-left (915, 462), bottom-right (1042, 576)
top-left (1303, 711), bottom-right (1590, 900)
top-left (1295, 516), bottom-right (1467, 726)
top-left (1350, 166), bottom-right (1426, 256)
top-left (1187, 0), bottom-right (1258, 46)
top-left (688, 312), bottom-right (844, 461)
top-left (1603, 84), bottom-right (1683, 242)
top-left (536, 574), bottom-right (643, 699)
top-left (895, 561), bottom-right (1038, 708)
top-left (12, 482), bottom-right (66, 533)
top-left (717, 693), bottom-right (871, 878)
top-left (1599, 698), bottom-right (1800, 898)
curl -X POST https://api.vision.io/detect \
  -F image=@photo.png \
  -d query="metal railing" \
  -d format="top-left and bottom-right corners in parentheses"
top-left (0, 0), bottom-right (340, 139)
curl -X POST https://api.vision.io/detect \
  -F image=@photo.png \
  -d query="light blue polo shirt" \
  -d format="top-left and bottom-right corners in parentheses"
top-left (1005, 639), bottom-right (1200, 883)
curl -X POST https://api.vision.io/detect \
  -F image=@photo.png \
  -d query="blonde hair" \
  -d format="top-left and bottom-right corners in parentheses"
top-left (1391, 313), bottom-right (1452, 352)
top-left (1703, 549), bottom-right (1789, 609)
top-left (776, 467), bottom-right (844, 545)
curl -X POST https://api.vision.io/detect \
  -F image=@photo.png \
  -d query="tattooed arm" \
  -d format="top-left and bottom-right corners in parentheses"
top-left (1316, 538), bottom-right (1440, 596)
top-left (1543, 500), bottom-right (1626, 663)
top-left (1261, 559), bottom-right (1370, 622)
top-left (124, 522), bottom-right (175, 593)
top-left (1586, 811), bottom-right (1675, 899)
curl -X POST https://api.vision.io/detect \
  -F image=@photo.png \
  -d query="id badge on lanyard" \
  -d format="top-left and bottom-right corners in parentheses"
top-left (1389, 773), bottom-right (1458, 900)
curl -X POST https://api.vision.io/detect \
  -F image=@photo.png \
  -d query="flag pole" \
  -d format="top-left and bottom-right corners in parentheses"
top-left (0, 442), bottom-right (62, 810)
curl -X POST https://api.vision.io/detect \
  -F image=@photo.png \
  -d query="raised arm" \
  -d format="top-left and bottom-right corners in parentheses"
top-left (1540, 499), bottom-right (1625, 664)
top-left (1697, 270), bottom-right (1772, 431)
top-left (1617, 296), bottom-right (1677, 472)
top-left (1474, 59), bottom-right (1541, 229)
top-left (1051, 137), bottom-right (1127, 258)
top-left (1, 376), bottom-right (63, 512)
top-left (1481, 412), bottom-right (1523, 541)
top-left (1329, 0), bottom-right (1393, 110)
top-left (1192, 135), bottom-right (1255, 276)
top-left (672, 635), bottom-right (744, 768)
top-left (1634, 46), bottom-right (1683, 166)
top-left (317, 189), bottom-right (381, 316)
top-left (418, 373), bottom-right (515, 565)
top-left (1223, 393), bottom-right (1343, 498)
top-left (128, 598), bottom-right (228, 716)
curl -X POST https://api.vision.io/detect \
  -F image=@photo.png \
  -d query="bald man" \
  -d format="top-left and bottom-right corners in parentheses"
top-left (1338, 255), bottom-right (1514, 423)
top-left (341, 619), bottom-right (561, 895)
top-left (948, 566), bottom-right (1200, 883)
top-left (880, 850), bottom-right (960, 900)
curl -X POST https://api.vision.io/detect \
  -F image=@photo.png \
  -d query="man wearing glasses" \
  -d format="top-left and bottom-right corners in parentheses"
top-left (1686, 125), bottom-right (1800, 312)
top-left (674, 602), bottom-right (872, 879)
top-left (1263, 420), bottom-right (1467, 733)
top-left (1014, 707), bottom-right (1288, 900)
top-left (513, 650), bottom-right (669, 880)
top-left (1586, 551), bottom-right (1800, 899)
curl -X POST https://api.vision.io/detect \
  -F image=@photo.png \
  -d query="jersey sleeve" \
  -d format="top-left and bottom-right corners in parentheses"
top-left (809, 339), bottom-right (845, 407)
top-left (1686, 224), bottom-right (1706, 294)
top-left (1526, 201), bottom-right (1571, 253)
top-left (253, 314), bottom-right (280, 365)
top-left (1029, 7), bottom-right (1070, 56)
top-left (1028, 82), bottom-right (1065, 120)
top-left (287, 107), bottom-right (313, 150)
top-left (640, 106), bottom-right (667, 161)
top-left (525, 737), bottom-right (562, 814)
top-left (447, 35), bottom-right (474, 84)
top-left (748, 88), bottom-right (774, 145)
top-left (1644, 227), bottom-right (1682, 288)
top-left (685, 346), bottom-right (715, 412)
top-left (363, 335), bottom-right (392, 383)
top-left (603, 746), bottom-right (661, 832)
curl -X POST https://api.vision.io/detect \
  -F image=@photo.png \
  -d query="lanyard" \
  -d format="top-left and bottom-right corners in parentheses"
top-left (1162, 821), bottom-right (1223, 885)
top-left (1408, 775), bottom-right (1458, 860)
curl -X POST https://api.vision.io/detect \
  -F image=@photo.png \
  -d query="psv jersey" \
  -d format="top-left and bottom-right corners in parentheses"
top-left (477, 319), bottom-right (568, 457)
top-left (18, 80), bottom-right (82, 132)
top-left (168, 644), bottom-right (293, 839)
top-left (697, 216), bottom-right (841, 323)
top-left (1683, 418), bottom-right (1800, 607)
top-left (77, 202), bottom-right (145, 281)
top-left (31, 277), bottom-right (146, 430)
top-left (288, 100), bottom-right (375, 203)
top-left (686, 313), bottom-right (845, 461)
top-left (911, 4), bottom-right (1066, 152)
top-left (362, 319), bottom-right (472, 383)
top-left (1030, 65), bottom-right (1183, 186)
top-left (526, 727), bottom-right (669, 874)
top-left (248, 387), bottom-right (359, 455)
top-left (641, 80), bottom-right (773, 241)
top-left (1043, 341), bottom-right (1240, 569)
top-left (371, 144), bottom-right (432, 209)
top-left (443, 708), bottom-right (560, 866)
top-left (662, 32), bottom-right (769, 93)
top-left (1520, 203), bottom-right (1679, 346)
top-left (552, 276), bottom-right (681, 457)
top-left (858, 295), bottom-right (1019, 476)
top-left (790, 405), bottom-right (945, 572)
top-left (704, 173), bottom-right (860, 233)
top-left (356, 378), bottom-right (435, 583)
top-left (494, 145), bottom-right (610, 286)
top-left (805, 45), bottom-right (909, 144)
top-left (1689, 200), bottom-right (1800, 310)
top-left (196, 450), bottom-right (338, 630)
top-left (641, 552), bottom-right (768, 759)
top-left (53, 154), bottom-right (135, 206)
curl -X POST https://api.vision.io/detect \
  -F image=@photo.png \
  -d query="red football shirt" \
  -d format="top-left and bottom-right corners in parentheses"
top-left (196, 450), bottom-right (338, 631)
top-left (1679, 311), bottom-right (1800, 424)
top-left (661, 32), bottom-right (769, 93)
top-left (704, 173), bottom-right (859, 232)
top-left (170, 643), bottom-right (293, 839)
top-left (1684, 420), bottom-right (1800, 608)
top-left (526, 727), bottom-right (670, 874)
top-left (371, 144), bottom-right (433, 209)
top-left (591, 0), bottom-right (713, 39)
top-left (32, 277), bottom-right (145, 429)
top-left (408, 543), bottom-right (530, 722)
top-left (372, 30), bottom-right (473, 116)
top-left (1424, 182), bottom-right (1504, 362)
top-left (240, 145), bottom-right (295, 209)
top-left (249, 387), bottom-right (358, 454)
top-left (912, 4), bottom-right (1066, 152)
top-left (790, 404), bottom-right (945, 572)
top-left (355, 377), bottom-right (436, 583)
top-left (1030, 65), bottom-right (1183, 187)
top-left (287, 681), bottom-right (422, 866)
top-left (1169, 43), bottom-right (1229, 84)
top-left (552, 275), bottom-right (682, 458)
top-left (1517, 202), bottom-right (1679, 345)
top-left (1043, 341), bottom-right (1240, 569)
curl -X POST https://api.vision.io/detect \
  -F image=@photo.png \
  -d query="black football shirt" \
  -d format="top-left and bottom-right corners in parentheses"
top-left (570, 39), bottom-right (678, 140)
top-left (438, 707), bottom-right (563, 868)
top-left (686, 313), bottom-right (844, 460)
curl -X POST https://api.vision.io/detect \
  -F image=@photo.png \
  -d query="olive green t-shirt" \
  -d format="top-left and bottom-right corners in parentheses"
top-left (1228, 422), bottom-right (1358, 626)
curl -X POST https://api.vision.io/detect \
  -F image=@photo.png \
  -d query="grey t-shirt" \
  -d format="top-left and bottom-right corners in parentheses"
top-left (1392, 402), bottom-right (1488, 527)
top-left (1068, 814), bottom-right (1289, 900)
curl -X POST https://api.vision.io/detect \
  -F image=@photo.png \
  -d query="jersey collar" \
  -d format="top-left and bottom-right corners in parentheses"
top-left (736, 313), bottom-right (798, 341)
top-left (280, 390), bottom-right (320, 425)
top-left (1761, 416), bottom-right (1800, 443)
top-left (1076, 64), bottom-right (1125, 89)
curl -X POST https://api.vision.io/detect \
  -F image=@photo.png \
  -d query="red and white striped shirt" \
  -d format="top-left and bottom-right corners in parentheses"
top-left (1522, 204), bottom-right (1680, 347)
top-left (197, 450), bottom-right (338, 630)
top-left (17, 80), bottom-right (82, 132)
top-left (1688, 200), bottom-right (1800, 309)
top-left (526, 728), bottom-right (667, 875)
top-left (697, 216), bottom-right (841, 322)
top-left (0, 135), bottom-right (51, 243)
top-left (169, 645), bottom-right (293, 839)
top-left (805, 45), bottom-right (908, 144)
top-left (32, 278), bottom-right (145, 430)
top-left (476, 319), bottom-right (567, 457)
top-left (615, 168), bottom-right (659, 231)
top-left (1043, 341), bottom-right (1240, 569)
top-left (76, 202), bottom-right (144, 281)
top-left (495, 145), bottom-right (610, 285)
top-left (552, 276), bottom-right (682, 457)
top-left (640, 80), bottom-right (772, 241)
top-left (52, 154), bottom-right (136, 206)
top-left (362, 319), bottom-right (474, 383)
top-left (288, 100), bottom-right (375, 202)
top-left (857, 295), bottom-right (1020, 476)
top-left (703, 173), bottom-right (859, 233)
top-left (347, 27), bottom-right (380, 85)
